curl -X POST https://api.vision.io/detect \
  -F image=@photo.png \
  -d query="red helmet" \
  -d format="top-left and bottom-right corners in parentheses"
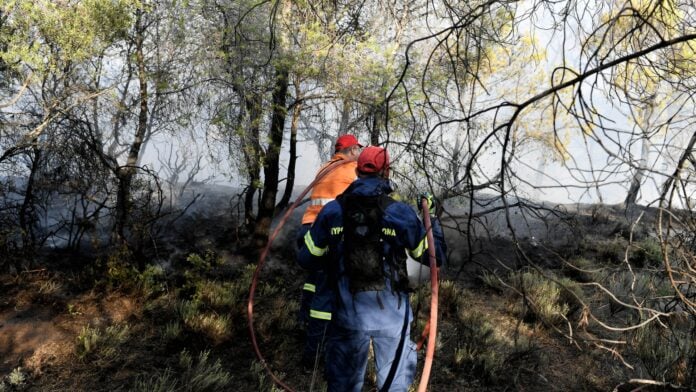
top-left (357, 146), bottom-right (390, 177)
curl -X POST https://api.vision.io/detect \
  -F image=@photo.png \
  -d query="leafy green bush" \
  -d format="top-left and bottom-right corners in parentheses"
top-left (185, 250), bottom-right (222, 273)
top-left (438, 280), bottom-right (466, 319)
top-left (104, 246), bottom-right (138, 289)
top-left (578, 236), bottom-right (629, 265)
top-left (138, 264), bottom-right (167, 298)
top-left (178, 350), bottom-right (231, 390)
top-left (171, 263), bottom-right (260, 343)
top-left (256, 295), bottom-right (299, 336)
top-left (597, 237), bottom-right (629, 264)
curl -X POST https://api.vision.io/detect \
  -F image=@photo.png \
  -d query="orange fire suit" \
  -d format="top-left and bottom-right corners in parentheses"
top-left (301, 153), bottom-right (357, 225)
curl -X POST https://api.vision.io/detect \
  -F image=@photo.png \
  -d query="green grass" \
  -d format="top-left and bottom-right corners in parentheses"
top-left (632, 319), bottom-right (696, 386)
top-left (76, 323), bottom-right (131, 360)
top-left (176, 299), bottom-right (231, 343)
top-left (435, 281), bottom-right (539, 384)
top-left (133, 350), bottom-right (231, 392)
top-left (481, 269), bottom-right (582, 326)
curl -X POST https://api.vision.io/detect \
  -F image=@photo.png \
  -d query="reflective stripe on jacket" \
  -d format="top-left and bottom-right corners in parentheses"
top-left (301, 153), bottom-right (357, 225)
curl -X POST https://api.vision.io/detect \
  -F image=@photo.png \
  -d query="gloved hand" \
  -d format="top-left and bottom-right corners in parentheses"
top-left (419, 192), bottom-right (436, 215)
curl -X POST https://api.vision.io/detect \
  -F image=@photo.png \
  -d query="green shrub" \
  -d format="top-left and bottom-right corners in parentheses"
top-left (176, 299), bottom-right (200, 323)
top-left (632, 319), bottom-right (696, 387)
top-left (178, 350), bottom-right (231, 390)
top-left (452, 311), bottom-right (504, 379)
top-left (510, 269), bottom-right (581, 326)
top-left (138, 264), bottom-right (167, 298)
top-left (480, 270), bottom-right (505, 292)
top-left (629, 237), bottom-right (663, 268)
top-left (424, 280), bottom-right (541, 384)
top-left (133, 350), bottom-right (231, 392)
top-left (562, 257), bottom-right (597, 282)
top-left (556, 276), bottom-right (584, 312)
top-left (76, 325), bottom-right (100, 359)
top-left (256, 295), bottom-right (298, 336)
top-left (162, 321), bottom-right (183, 341)
top-left (133, 369), bottom-right (178, 392)
top-left (580, 237), bottom-right (629, 264)
top-left (185, 250), bottom-right (221, 272)
top-left (250, 361), bottom-right (285, 392)
top-left (439, 279), bottom-right (503, 325)
top-left (180, 251), bottom-right (225, 295)
top-left (8, 367), bottom-right (26, 387)
top-left (104, 245), bottom-right (137, 288)
top-left (598, 237), bottom-right (629, 264)
top-left (193, 280), bottom-right (238, 308)
top-left (176, 300), bottom-right (231, 342)
top-left (602, 270), bottom-right (672, 317)
top-left (76, 324), bottom-right (130, 360)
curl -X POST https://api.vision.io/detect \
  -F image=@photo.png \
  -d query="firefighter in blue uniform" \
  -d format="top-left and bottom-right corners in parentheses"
top-left (297, 146), bottom-right (447, 392)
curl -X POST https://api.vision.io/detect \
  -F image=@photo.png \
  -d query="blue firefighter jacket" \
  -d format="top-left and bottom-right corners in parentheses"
top-left (297, 176), bottom-right (446, 332)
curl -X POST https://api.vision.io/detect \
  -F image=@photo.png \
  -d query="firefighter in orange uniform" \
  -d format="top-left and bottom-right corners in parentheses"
top-left (297, 134), bottom-right (363, 370)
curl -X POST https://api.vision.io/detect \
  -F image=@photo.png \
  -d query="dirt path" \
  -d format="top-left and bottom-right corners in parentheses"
top-left (0, 305), bottom-right (72, 376)
top-left (0, 274), bottom-right (139, 379)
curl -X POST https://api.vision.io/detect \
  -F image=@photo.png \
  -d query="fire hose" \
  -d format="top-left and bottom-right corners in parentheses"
top-left (417, 197), bottom-right (439, 392)
top-left (246, 162), bottom-right (440, 391)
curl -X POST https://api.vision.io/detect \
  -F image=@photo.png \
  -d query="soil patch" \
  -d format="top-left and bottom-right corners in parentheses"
top-left (0, 273), bottom-right (141, 380)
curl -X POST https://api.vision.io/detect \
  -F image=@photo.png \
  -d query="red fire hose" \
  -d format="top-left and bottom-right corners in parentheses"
top-left (417, 198), bottom-right (440, 392)
top-left (247, 159), bottom-right (351, 392)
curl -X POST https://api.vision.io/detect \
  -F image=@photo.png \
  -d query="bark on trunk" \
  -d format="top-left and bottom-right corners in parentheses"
top-left (371, 101), bottom-right (384, 145)
top-left (253, 64), bottom-right (289, 248)
top-left (241, 94), bottom-right (263, 231)
top-left (276, 86), bottom-right (302, 211)
top-left (660, 130), bottom-right (696, 207)
top-left (114, 9), bottom-right (148, 244)
top-left (19, 146), bottom-right (40, 250)
top-left (624, 133), bottom-right (651, 207)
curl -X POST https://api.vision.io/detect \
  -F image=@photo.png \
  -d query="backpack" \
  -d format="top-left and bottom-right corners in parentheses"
top-left (338, 192), bottom-right (401, 293)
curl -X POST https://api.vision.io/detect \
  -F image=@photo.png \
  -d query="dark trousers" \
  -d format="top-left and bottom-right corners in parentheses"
top-left (296, 224), bottom-right (333, 365)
